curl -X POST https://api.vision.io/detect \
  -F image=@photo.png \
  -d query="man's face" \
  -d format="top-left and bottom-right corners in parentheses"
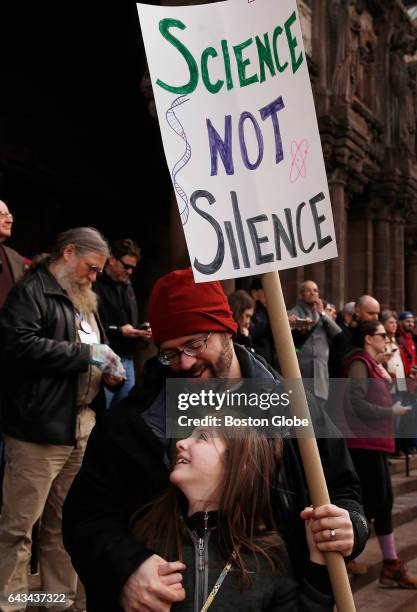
top-left (355, 299), bottom-right (380, 322)
top-left (69, 251), bottom-right (107, 286)
top-left (0, 200), bottom-right (13, 242)
top-left (54, 248), bottom-right (106, 314)
top-left (106, 254), bottom-right (138, 284)
top-left (300, 282), bottom-right (319, 305)
top-left (400, 316), bottom-right (415, 333)
top-left (159, 332), bottom-right (234, 379)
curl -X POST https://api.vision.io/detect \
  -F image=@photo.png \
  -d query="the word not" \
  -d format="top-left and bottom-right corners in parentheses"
top-left (207, 95), bottom-right (285, 176)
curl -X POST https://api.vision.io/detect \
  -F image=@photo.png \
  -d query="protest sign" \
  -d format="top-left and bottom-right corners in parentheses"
top-left (137, 2), bottom-right (356, 609)
top-left (137, 0), bottom-right (337, 282)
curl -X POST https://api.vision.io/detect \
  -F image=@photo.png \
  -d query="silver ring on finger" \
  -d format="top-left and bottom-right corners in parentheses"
top-left (330, 529), bottom-right (336, 541)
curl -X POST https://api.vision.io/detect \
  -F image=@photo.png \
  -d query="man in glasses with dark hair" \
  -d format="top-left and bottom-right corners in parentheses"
top-left (94, 238), bottom-right (152, 409)
top-left (64, 267), bottom-right (369, 612)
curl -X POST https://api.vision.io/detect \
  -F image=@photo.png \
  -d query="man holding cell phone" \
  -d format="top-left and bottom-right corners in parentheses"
top-left (288, 280), bottom-right (342, 407)
top-left (94, 239), bottom-right (152, 409)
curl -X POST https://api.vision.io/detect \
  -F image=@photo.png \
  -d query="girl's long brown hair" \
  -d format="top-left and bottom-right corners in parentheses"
top-left (130, 425), bottom-right (284, 585)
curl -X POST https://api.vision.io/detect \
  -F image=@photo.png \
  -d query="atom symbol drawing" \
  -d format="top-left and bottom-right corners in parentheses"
top-left (289, 139), bottom-right (309, 183)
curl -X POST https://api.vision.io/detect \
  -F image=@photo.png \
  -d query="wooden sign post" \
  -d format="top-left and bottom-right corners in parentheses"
top-left (262, 270), bottom-right (355, 611)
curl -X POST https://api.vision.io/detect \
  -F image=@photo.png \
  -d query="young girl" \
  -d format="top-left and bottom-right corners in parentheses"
top-left (130, 425), bottom-right (334, 611)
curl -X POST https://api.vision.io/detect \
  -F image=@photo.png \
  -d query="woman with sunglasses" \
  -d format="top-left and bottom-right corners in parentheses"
top-left (342, 320), bottom-right (417, 586)
top-left (128, 424), bottom-right (335, 611)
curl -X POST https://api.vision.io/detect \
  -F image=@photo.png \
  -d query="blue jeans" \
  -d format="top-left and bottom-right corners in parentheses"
top-left (104, 357), bottom-right (136, 409)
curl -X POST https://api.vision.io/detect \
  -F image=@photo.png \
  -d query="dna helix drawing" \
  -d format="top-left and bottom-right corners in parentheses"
top-left (166, 96), bottom-right (192, 225)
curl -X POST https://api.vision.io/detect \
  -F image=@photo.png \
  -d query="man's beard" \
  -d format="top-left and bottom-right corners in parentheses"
top-left (54, 261), bottom-right (98, 314)
top-left (174, 334), bottom-right (233, 379)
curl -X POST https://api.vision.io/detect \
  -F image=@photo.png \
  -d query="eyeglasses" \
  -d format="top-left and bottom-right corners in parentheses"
top-left (158, 332), bottom-right (212, 366)
top-left (118, 258), bottom-right (137, 272)
top-left (84, 262), bottom-right (103, 275)
top-left (371, 332), bottom-right (387, 339)
top-left (0, 211), bottom-right (13, 220)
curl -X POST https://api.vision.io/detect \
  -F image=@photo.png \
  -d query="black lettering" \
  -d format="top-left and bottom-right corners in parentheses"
top-left (246, 215), bottom-right (274, 264)
top-left (309, 192), bottom-right (332, 249)
top-left (190, 190), bottom-right (225, 274)
top-left (231, 191), bottom-right (250, 268)
top-left (225, 221), bottom-right (240, 269)
top-left (296, 202), bottom-right (315, 253)
top-left (272, 209), bottom-right (297, 259)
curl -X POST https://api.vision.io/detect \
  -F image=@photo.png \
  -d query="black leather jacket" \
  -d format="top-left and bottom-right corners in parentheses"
top-left (0, 263), bottom-right (100, 445)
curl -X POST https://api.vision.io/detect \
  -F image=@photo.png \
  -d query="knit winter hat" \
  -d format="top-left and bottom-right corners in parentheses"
top-left (149, 268), bottom-right (237, 345)
top-left (399, 311), bottom-right (415, 321)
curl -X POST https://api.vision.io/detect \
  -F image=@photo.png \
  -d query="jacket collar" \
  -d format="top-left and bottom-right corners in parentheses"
top-left (97, 269), bottom-right (131, 288)
top-left (233, 343), bottom-right (276, 380)
top-left (296, 299), bottom-right (317, 319)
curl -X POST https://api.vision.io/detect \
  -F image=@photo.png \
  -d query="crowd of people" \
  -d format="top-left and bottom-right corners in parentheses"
top-left (0, 202), bottom-right (416, 611)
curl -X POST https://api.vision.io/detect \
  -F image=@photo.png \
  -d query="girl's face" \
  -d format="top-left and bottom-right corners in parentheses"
top-left (170, 428), bottom-right (226, 510)
top-left (238, 307), bottom-right (254, 331)
top-left (384, 317), bottom-right (397, 336)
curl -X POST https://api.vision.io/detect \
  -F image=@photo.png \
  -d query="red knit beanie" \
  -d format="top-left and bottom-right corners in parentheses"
top-left (149, 268), bottom-right (237, 345)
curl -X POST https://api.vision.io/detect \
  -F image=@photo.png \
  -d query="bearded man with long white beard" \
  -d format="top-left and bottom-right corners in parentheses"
top-left (0, 227), bottom-right (125, 612)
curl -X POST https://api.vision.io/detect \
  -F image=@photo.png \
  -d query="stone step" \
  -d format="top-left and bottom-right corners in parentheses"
top-left (391, 469), bottom-right (417, 497)
top-left (351, 516), bottom-right (417, 594)
top-left (389, 454), bottom-right (417, 476)
top-left (391, 490), bottom-right (417, 531)
top-left (353, 556), bottom-right (417, 611)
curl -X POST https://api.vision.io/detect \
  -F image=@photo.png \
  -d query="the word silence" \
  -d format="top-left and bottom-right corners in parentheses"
top-left (191, 189), bottom-right (333, 275)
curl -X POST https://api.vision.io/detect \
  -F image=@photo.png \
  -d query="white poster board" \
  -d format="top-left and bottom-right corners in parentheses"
top-left (137, 0), bottom-right (337, 282)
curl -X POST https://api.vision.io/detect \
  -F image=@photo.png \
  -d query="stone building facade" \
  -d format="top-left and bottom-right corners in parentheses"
top-left (164, 0), bottom-right (417, 311)
top-left (294, 0), bottom-right (417, 313)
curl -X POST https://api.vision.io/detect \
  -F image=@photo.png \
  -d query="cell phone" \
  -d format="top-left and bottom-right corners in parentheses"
top-left (138, 323), bottom-right (150, 330)
top-left (294, 318), bottom-right (309, 328)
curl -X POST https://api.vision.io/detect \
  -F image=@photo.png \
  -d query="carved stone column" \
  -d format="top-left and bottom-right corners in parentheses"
top-left (311, 0), bottom-right (328, 113)
top-left (390, 211), bottom-right (405, 312)
top-left (373, 207), bottom-right (391, 308)
top-left (303, 261), bottom-right (326, 295)
top-left (347, 207), bottom-right (373, 300)
top-left (406, 251), bottom-right (417, 313)
top-left (326, 176), bottom-right (347, 308)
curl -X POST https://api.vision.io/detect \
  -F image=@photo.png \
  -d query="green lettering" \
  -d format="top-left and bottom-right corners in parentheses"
top-left (201, 47), bottom-right (223, 94)
top-left (284, 11), bottom-right (304, 73)
top-left (255, 33), bottom-right (276, 83)
top-left (221, 40), bottom-right (234, 90)
top-left (156, 19), bottom-right (198, 94)
top-left (272, 26), bottom-right (288, 73)
top-left (233, 38), bottom-right (259, 88)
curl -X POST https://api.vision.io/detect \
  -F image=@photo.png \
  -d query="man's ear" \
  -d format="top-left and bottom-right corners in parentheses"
top-left (62, 244), bottom-right (76, 262)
